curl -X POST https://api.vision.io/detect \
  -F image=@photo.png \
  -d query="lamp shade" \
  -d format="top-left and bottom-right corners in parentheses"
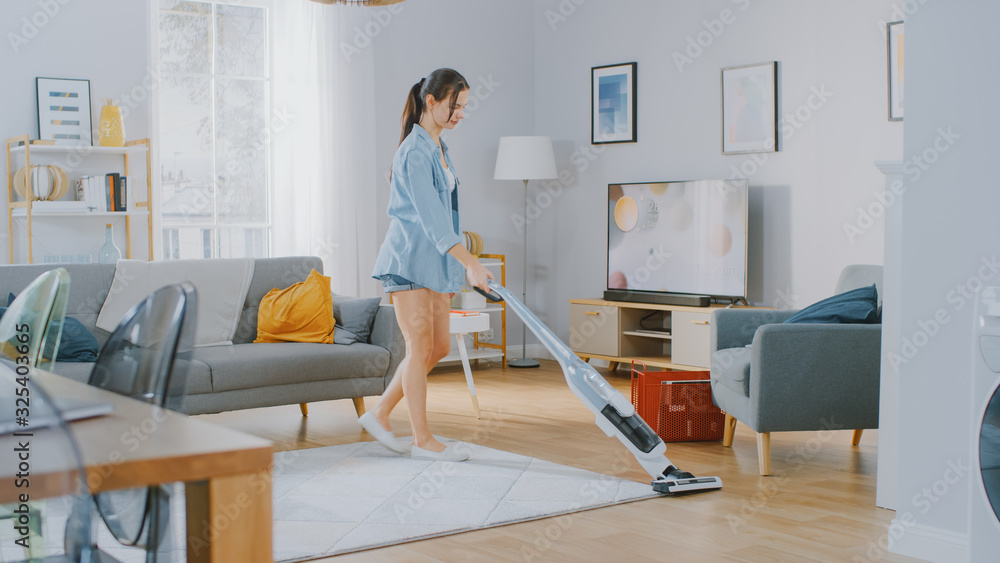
top-left (494, 136), bottom-right (558, 180)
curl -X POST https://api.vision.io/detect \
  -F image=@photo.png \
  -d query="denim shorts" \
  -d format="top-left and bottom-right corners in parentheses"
top-left (379, 274), bottom-right (424, 293)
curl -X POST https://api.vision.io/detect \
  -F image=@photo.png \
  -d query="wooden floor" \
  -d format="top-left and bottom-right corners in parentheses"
top-left (196, 360), bottom-right (926, 563)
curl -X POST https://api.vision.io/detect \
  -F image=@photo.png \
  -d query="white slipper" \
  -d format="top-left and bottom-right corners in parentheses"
top-left (411, 444), bottom-right (470, 462)
top-left (358, 412), bottom-right (409, 454)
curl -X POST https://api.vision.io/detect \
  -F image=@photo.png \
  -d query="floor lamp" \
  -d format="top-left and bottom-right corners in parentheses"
top-left (494, 136), bottom-right (557, 368)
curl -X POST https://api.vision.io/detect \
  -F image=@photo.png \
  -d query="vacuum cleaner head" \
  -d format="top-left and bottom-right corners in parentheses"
top-left (652, 466), bottom-right (723, 495)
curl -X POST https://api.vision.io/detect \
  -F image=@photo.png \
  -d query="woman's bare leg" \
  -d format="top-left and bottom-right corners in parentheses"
top-left (367, 288), bottom-right (453, 451)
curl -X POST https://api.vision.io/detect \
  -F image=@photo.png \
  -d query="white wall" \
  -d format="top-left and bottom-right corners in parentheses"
top-left (890, 1), bottom-right (1000, 560)
top-left (0, 0), bottom-right (151, 263)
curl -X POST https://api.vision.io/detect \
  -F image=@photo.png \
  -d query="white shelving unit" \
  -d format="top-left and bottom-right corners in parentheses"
top-left (440, 254), bottom-right (507, 365)
top-left (5, 135), bottom-right (153, 264)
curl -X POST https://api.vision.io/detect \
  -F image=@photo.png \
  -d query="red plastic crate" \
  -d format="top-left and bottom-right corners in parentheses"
top-left (630, 361), bottom-right (725, 442)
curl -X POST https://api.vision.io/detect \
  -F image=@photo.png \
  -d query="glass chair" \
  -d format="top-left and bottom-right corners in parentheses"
top-left (0, 268), bottom-right (71, 561)
top-left (0, 364), bottom-right (106, 562)
top-left (0, 268), bottom-right (70, 372)
top-left (88, 283), bottom-right (198, 563)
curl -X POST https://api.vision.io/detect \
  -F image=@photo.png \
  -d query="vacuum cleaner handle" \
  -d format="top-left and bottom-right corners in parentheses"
top-left (473, 281), bottom-right (504, 303)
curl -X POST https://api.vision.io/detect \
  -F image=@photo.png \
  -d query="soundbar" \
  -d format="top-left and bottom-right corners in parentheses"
top-left (603, 290), bottom-right (711, 307)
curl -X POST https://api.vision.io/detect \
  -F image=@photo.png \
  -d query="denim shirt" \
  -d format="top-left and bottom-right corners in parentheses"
top-left (372, 124), bottom-right (464, 293)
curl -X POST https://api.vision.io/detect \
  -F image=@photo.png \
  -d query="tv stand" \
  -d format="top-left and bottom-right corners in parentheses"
top-left (603, 289), bottom-right (710, 307)
top-left (569, 298), bottom-right (766, 371)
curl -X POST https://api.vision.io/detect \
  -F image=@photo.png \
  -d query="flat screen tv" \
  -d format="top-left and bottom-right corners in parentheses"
top-left (606, 179), bottom-right (748, 306)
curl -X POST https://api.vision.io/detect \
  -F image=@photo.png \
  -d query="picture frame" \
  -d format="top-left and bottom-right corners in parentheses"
top-left (721, 61), bottom-right (778, 154)
top-left (36, 77), bottom-right (93, 145)
top-left (887, 21), bottom-right (904, 121)
top-left (592, 62), bottom-right (637, 144)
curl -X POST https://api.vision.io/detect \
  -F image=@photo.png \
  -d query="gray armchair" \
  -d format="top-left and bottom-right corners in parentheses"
top-left (709, 265), bottom-right (882, 475)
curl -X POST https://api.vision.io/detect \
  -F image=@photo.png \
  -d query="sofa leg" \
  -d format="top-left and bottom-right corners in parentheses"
top-left (722, 413), bottom-right (737, 447)
top-left (757, 432), bottom-right (771, 476)
top-left (852, 429), bottom-right (864, 446)
top-left (352, 397), bottom-right (367, 417)
top-left (299, 403), bottom-right (308, 416)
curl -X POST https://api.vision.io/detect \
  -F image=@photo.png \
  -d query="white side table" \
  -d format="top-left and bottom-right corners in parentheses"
top-left (449, 312), bottom-right (492, 418)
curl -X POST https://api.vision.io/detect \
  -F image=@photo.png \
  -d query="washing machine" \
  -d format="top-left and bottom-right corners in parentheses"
top-left (969, 286), bottom-right (1000, 561)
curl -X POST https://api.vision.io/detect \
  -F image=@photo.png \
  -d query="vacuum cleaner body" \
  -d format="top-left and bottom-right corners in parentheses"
top-left (478, 280), bottom-right (722, 495)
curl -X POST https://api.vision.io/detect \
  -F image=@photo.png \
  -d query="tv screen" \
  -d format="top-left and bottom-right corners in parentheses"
top-left (607, 179), bottom-right (748, 299)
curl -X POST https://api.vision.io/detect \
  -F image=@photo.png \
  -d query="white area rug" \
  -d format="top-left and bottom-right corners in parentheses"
top-left (12, 439), bottom-right (659, 562)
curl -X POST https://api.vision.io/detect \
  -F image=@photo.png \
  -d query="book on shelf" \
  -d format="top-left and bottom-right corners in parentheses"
top-left (79, 175), bottom-right (106, 212)
top-left (118, 176), bottom-right (127, 211)
top-left (105, 173), bottom-right (119, 212)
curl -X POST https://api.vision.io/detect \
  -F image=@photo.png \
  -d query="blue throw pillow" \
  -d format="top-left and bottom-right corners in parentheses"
top-left (3, 293), bottom-right (99, 362)
top-left (783, 284), bottom-right (880, 324)
top-left (330, 294), bottom-right (382, 345)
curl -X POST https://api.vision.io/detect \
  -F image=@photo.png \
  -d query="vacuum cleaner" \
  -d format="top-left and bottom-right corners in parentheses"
top-left (475, 279), bottom-right (723, 495)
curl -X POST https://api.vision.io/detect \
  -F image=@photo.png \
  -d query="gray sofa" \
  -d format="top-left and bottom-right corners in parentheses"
top-left (0, 256), bottom-right (404, 416)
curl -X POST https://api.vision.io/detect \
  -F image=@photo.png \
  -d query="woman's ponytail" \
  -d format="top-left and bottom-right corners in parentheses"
top-left (399, 78), bottom-right (426, 145)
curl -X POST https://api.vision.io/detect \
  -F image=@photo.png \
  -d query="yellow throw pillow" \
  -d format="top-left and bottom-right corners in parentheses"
top-left (254, 269), bottom-right (335, 344)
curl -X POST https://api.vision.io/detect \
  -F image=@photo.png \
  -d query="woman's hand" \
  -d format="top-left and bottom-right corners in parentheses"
top-left (448, 244), bottom-right (495, 293)
top-left (464, 259), bottom-right (494, 292)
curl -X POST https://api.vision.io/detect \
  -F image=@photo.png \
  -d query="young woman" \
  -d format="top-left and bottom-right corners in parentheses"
top-left (364, 68), bottom-right (493, 462)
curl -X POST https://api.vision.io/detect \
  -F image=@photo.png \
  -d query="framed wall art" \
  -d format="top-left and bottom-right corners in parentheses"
top-left (592, 62), bottom-right (636, 144)
top-left (721, 61), bottom-right (778, 154)
top-left (887, 21), bottom-right (904, 121)
top-left (36, 77), bottom-right (93, 145)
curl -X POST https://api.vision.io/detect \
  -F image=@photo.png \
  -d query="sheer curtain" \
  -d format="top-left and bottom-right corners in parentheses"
top-left (271, 1), bottom-right (377, 296)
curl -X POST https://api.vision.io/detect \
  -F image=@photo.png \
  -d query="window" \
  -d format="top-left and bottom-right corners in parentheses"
top-left (157, 0), bottom-right (271, 259)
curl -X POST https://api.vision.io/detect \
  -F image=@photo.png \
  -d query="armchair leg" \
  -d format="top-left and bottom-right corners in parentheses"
top-left (852, 429), bottom-right (864, 446)
top-left (757, 432), bottom-right (771, 476)
top-left (352, 397), bottom-right (367, 417)
top-left (298, 403), bottom-right (308, 416)
top-left (722, 413), bottom-right (737, 447)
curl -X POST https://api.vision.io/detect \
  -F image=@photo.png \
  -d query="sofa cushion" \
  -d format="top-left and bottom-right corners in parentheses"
top-left (49, 358), bottom-right (214, 396)
top-left (783, 284), bottom-right (879, 325)
top-left (254, 270), bottom-right (335, 344)
top-left (233, 256), bottom-right (324, 344)
top-left (194, 342), bottom-right (390, 392)
top-left (2, 295), bottom-right (99, 363)
top-left (332, 294), bottom-right (382, 345)
top-left (711, 347), bottom-right (751, 398)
